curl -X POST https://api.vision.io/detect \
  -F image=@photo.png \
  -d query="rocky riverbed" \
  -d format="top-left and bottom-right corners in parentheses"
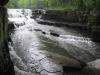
top-left (8, 9), bottom-right (100, 75)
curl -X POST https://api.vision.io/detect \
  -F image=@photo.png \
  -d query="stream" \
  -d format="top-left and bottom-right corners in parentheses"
top-left (8, 9), bottom-right (100, 75)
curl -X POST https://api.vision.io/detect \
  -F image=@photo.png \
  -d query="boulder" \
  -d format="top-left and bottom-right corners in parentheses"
top-left (83, 59), bottom-right (100, 75)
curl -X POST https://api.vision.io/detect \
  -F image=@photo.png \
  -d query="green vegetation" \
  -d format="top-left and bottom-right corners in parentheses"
top-left (7, 0), bottom-right (95, 11)
top-left (6, 0), bottom-right (18, 8)
top-left (7, 0), bottom-right (99, 29)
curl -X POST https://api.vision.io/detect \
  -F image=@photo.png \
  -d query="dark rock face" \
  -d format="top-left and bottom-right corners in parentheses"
top-left (32, 10), bottom-right (90, 30)
top-left (0, 41), bottom-right (15, 75)
top-left (8, 22), bottom-right (15, 32)
top-left (0, 0), bottom-right (9, 6)
top-left (32, 10), bottom-right (89, 24)
top-left (8, 22), bottom-right (15, 42)
top-left (0, 7), bottom-right (15, 75)
top-left (92, 30), bottom-right (100, 42)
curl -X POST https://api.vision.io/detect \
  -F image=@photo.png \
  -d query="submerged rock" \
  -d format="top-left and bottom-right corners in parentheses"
top-left (83, 59), bottom-right (100, 75)
top-left (49, 30), bottom-right (60, 37)
top-left (50, 32), bottom-right (60, 37)
top-left (34, 29), bottom-right (42, 32)
top-left (42, 31), bottom-right (46, 34)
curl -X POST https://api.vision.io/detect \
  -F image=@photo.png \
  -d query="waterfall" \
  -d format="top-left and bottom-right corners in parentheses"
top-left (8, 9), bottom-right (100, 75)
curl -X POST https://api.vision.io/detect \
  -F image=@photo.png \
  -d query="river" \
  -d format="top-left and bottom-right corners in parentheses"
top-left (8, 9), bottom-right (100, 75)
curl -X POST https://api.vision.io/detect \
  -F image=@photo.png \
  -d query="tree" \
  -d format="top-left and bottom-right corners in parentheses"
top-left (96, 0), bottom-right (100, 25)
top-left (7, 0), bottom-right (18, 8)
top-left (78, 0), bottom-right (86, 10)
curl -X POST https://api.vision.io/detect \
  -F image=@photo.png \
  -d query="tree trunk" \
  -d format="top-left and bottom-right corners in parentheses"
top-left (96, 0), bottom-right (100, 25)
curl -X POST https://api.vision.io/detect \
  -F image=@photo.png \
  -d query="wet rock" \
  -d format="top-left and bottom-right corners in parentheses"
top-left (8, 22), bottom-right (15, 42)
top-left (63, 62), bottom-right (86, 75)
top-left (31, 9), bottom-right (43, 19)
top-left (50, 32), bottom-right (60, 37)
top-left (49, 30), bottom-right (60, 37)
top-left (15, 22), bottom-right (25, 27)
top-left (36, 19), bottom-right (65, 27)
top-left (34, 10), bottom-right (81, 23)
top-left (8, 36), bottom-right (12, 42)
top-left (34, 29), bottom-right (42, 32)
top-left (34, 29), bottom-right (46, 34)
top-left (83, 59), bottom-right (100, 75)
top-left (42, 31), bottom-right (46, 34)
top-left (8, 22), bottom-right (15, 32)
top-left (33, 9), bottom-right (90, 30)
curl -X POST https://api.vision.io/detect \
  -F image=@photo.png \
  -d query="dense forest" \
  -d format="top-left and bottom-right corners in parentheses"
top-left (7, 0), bottom-right (95, 11)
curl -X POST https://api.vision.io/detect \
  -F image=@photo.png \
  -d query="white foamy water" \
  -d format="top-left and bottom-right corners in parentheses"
top-left (8, 9), bottom-right (63, 75)
top-left (8, 9), bottom-right (100, 75)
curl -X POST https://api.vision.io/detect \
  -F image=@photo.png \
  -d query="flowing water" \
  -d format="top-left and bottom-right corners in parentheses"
top-left (8, 9), bottom-right (100, 75)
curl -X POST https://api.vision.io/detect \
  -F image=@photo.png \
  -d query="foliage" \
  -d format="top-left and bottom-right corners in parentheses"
top-left (6, 0), bottom-right (18, 8)
top-left (7, 0), bottom-right (96, 11)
